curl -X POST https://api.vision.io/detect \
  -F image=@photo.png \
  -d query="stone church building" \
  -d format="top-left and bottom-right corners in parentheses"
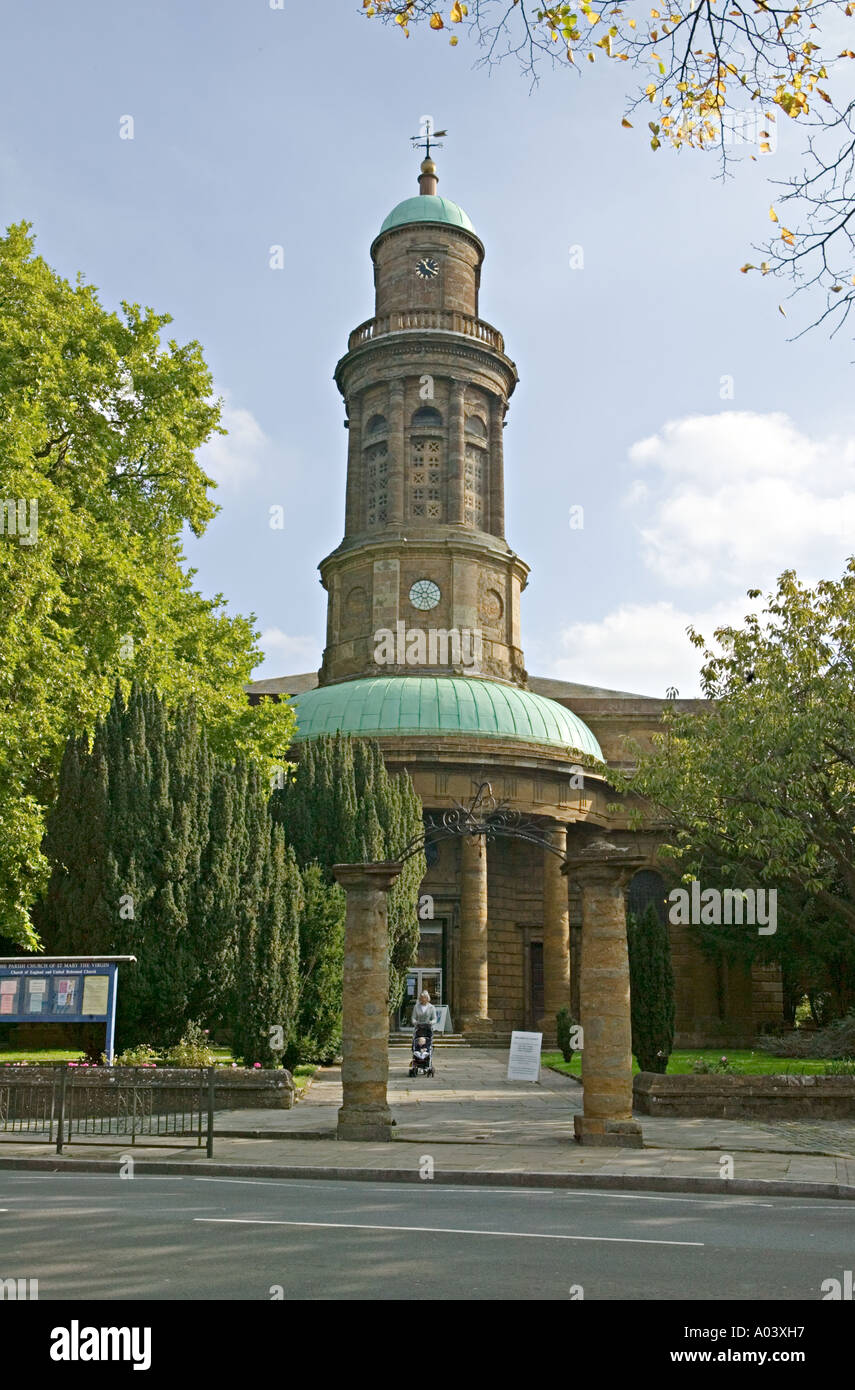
top-left (248, 155), bottom-right (782, 1047)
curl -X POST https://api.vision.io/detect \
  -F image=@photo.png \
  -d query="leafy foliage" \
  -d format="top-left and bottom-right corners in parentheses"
top-left (0, 224), bottom-right (294, 944)
top-left (365, 3), bottom-right (855, 334)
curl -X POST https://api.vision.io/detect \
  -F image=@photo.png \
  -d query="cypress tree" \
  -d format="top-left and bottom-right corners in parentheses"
top-left (271, 733), bottom-right (425, 1015)
top-left (627, 901), bottom-right (676, 1073)
top-left (291, 863), bottom-right (346, 1064)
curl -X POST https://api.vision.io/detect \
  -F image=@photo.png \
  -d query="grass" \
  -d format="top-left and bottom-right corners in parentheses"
top-left (0, 1049), bottom-right (84, 1064)
top-left (541, 1048), bottom-right (848, 1077)
top-left (292, 1064), bottom-right (318, 1092)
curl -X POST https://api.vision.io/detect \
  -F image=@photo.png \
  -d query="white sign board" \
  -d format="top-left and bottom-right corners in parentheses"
top-left (507, 1030), bottom-right (542, 1082)
top-left (433, 1005), bottom-right (452, 1034)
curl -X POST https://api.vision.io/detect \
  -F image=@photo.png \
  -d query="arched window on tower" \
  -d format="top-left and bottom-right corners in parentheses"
top-left (364, 440), bottom-right (388, 528)
top-left (411, 406), bottom-right (443, 428)
top-left (365, 413), bottom-right (387, 436)
top-left (409, 406), bottom-right (444, 521)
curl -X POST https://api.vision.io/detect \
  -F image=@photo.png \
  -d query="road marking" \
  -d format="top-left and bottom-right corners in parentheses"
top-left (194, 1218), bottom-right (703, 1246)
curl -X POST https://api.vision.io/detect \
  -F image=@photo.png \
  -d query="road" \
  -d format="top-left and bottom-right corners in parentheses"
top-left (0, 1171), bottom-right (850, 1300)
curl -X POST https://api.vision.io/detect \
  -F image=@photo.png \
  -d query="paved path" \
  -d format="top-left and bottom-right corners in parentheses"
top-left (224, 1046), bottom-right (855, 1159)
top-left (1, 1047), bottom-right (853, 1192)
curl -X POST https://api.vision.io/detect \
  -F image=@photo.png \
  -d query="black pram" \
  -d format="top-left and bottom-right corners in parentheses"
top-left (409, 1022), bottom-right (435, 1078)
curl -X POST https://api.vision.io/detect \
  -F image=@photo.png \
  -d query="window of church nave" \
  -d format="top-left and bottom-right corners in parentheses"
top-left (364, 440), bottom-right (388, 528)
top-left (410, 437), bottom-right (443, 520)
top-left (464, 443), bottom-right (485, 528)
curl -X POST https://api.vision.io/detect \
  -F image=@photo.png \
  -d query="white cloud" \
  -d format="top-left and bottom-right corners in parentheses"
top-left (198, 394), bottom-right (270, 491)
top-left (539, 597), bottom-right (761, 698)
top-left (626, 411), bottom-right (855, 589)
top-left (254, 628), bottom-right (321, 677)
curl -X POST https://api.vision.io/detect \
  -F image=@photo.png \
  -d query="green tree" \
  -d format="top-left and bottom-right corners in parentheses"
top-left (271, 733), bottom-right (425, 1009)
top-left (627, 902), bottom-right (675, 1072)
top-left (632, 563), bottom-right (855, 933)
top-left (291, 863), bottom-right (346, 1064)
top-left (0, 224), bottom-right (294, 945)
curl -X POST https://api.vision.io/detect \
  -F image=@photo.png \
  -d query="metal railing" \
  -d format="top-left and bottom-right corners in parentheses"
top-left (0, 1067), bottom-right (215, 1155)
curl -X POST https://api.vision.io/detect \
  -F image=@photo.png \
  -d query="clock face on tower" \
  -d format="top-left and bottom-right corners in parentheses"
top-left (415, 256), bottom-right (440, 281)
top-left (409, 579), bottom-right (441, 611)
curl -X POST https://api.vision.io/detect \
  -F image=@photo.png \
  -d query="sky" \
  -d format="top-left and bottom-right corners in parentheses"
top-left (3, 0), bottom-right (854, 697)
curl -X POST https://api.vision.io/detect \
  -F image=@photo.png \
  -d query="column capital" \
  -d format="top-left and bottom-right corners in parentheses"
top-left (561, 837), bottom-right (647, 891)
top-left (333, 861), bottom-right (402, 893)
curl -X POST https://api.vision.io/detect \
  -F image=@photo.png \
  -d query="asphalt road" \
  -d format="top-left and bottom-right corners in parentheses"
top-left (0, 1171), bottom-right (851, 1300)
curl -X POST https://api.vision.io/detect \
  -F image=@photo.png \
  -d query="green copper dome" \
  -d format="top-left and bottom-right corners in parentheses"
top-left (290, 676), bottom-right (602, 759)
top-left (379, 195), bottom-right (476, 236)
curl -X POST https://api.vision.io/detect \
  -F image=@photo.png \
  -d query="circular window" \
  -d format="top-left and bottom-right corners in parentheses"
top-left (409, 579), bottom-right (441, 611)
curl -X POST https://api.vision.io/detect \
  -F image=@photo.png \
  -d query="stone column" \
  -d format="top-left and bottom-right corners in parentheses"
top-left (458, 833), bottom-right (491, 1032)
top-left (333, 861), bottom-right (401, 1141)
top-left (344, 393), bottom-right (363, 537)
top-left (562, 839), bottom-right (644, 1147)
top-left (489, 394), bottom-right (505, 539)
top-left (387, 380), bottom-right (405, 525)
top-left (448, 379), bottom-right (465, 525)
top-left (540, 824), bottom-right (570, 1045)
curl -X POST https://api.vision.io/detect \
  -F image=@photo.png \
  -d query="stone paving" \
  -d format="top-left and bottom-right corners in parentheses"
top-left (2, 1046), bottom-right (854, 1190)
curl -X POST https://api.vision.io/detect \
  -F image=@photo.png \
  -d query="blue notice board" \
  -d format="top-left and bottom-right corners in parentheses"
top-left (0, 962), bottom-right (119, 1061)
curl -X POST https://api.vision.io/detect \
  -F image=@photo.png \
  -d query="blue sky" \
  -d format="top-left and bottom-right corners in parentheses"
top-left (3, 1), bottom-right (854, 696)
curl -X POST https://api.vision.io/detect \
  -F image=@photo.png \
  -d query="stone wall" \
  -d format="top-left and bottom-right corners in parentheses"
top-left (0, 1066), bottom-right (295, 1115)
top-left (634, 1071), bottom-right (855, 1119)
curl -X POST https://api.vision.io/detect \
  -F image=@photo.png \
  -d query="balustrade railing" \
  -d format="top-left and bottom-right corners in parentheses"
top-left (348, 310), bottom-right (505, 354)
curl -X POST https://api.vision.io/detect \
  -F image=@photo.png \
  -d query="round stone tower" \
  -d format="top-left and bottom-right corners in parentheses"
top-left (318, 156), bottom-right (529, 687)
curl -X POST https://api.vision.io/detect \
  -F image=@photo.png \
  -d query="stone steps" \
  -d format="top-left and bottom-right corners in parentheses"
top-left (389, 1032), bottom-right (509, 1048)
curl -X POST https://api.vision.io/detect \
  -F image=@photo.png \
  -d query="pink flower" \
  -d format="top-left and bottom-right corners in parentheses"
top-left (253, 1062), bottom-right (261, 1069)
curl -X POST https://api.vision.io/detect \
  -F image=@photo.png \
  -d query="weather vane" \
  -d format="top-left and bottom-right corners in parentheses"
top-left (411, 118), bottom-right (447, 161)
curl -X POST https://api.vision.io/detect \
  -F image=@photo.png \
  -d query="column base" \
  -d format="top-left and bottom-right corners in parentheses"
top-left (460, 1015), bottom-right (493, 1039)
top-left (337, 1104), bottom-right (394, 1142)
top-left (574, 1115), bottom-right (643, 1148)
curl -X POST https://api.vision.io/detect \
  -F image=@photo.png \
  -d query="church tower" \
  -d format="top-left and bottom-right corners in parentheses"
top-left (318, 154), bottom-right (530, 687)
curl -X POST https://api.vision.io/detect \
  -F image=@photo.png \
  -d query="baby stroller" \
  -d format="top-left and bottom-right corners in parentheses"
top-left (409, 1023), bottom-right (435, 1078)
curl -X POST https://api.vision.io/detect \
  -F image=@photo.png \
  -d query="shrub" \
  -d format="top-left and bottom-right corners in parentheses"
top-left (758, 1012), bottom-right (855, 1060)
top-left (556, 1008), bottom-right (580, 1064)
top-left (163, 1022), bottom-right (216, 1068)
top-left (627, 902), bottom-right (675, 1073)
top-left (105, 1043), bottom-right (160, 1067)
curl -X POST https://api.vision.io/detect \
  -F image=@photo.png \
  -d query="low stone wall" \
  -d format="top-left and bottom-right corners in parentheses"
top-left (0, 1065), bottom-right (295, 1115)
top-left (634, 1072), bottom-right (855, 1119)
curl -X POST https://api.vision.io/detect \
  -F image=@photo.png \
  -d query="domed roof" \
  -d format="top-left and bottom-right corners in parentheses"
top-left (379, 195), bottom-right (476, 236)
top-left (289, 676), bottom-right (603, 760)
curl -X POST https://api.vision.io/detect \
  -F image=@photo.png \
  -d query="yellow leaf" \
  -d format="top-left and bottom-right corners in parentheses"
top-left (429, 11), bottom-right (444, 28)
top-left (831, 285), bottom-right (844, 292)
top-left (778, 305), bottom-right (786, 316)
top-left (587, 50), bottom-right (595, 60)
top-left (450, 0), bottom-right (464, 19)
top-left (450, 34), bottom-right (459, 44)
top-left (740, 263), bottom-right (755, 273)
top-left (621, 117), bottom-right (633, 127)
top-left (769, 206), bottom-right (778, 222)
top-left (650, 136), bottom-right (661, 149)
top-left (780, 227), bottom-right (795, 246)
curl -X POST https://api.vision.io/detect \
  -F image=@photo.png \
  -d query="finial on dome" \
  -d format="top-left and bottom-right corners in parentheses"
top-left (410, 120), bottom-right (447, 195)
top-left (418, 157), bottom-right (438, 196)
